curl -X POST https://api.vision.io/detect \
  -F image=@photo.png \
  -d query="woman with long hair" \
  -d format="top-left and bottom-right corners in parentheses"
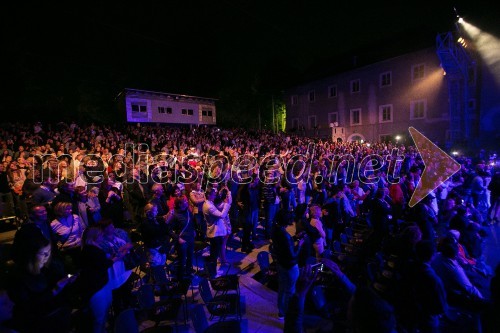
top-left (78, 227), bottom-right (114, 333)
top-left (7, 228), bottom-right (76, 332)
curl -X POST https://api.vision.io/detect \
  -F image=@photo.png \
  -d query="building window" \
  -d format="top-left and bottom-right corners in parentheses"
top-left (379, 134), bottom-right (392, 143)
top-left (328, 85), bottom-right (337, 98)
top-left (131, 103), bottom-right (147, 118)
top-left (410, 100), bottom-right (426, 119)
top-left (350, 79), bottom-right (360, 93)
top-left (412, 64), bottom-right (425, 80)
top-left (291, 95), bottom-right (298, 105)
top-left (379, 104), bottom-right (393, 123)
top-left (308, 115), bottom-right (317, 130)
top-left (202, 109), bottom-right (213, 117)
top-left (380, 71), bottom-right (392, 87)
top-left (350, 108), bottom-right (362, 126)
top-left (328, 112), bottom-right (338, 125)
top-left (292, 118), bottom-right (299, 130)
top-left (158, 107), bottom-right (165, 114)
top-left (308, 91), bottom-right (315, 103)
top-left (182, 109), bottom-right (194, 116)
top-left (166, 107), bottom-right (172, 114)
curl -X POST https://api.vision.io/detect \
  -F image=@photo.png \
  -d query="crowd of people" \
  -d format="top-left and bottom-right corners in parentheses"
top-left (0, 121), bottom-right (499, 332)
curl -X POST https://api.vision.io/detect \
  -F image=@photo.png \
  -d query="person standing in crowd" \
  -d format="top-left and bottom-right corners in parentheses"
top-left (77, 227), bottom-right (114, 333)
top-left (272, 209), bottom-right (304, 320)
top-left (126, 168), bottom-right (148, 224)
top-left (169, 196), bottom-right (196, 279)
top-left (7, 161), bottom-right (27, 218)
top-left (167, 185), bottom-right (183, 212)
top-left (140, 203), bottom-right (172, 285)
top-left (370, 187), bottom-right (394, 245)
top-left (202, 187), bottom-right (231, 277)
top-left (216, 186), bottom-right (232, 264)
top-left (148, 183), bottom-right (170, 220)
top-left (189, 181), bottom-right (206, 241)
top-left (0, 164), bottom-right (15, 217)
top-left (237, 173), bottom-right (260, 253)
top-left (487, 168), bottom-right (500, 224)
top-left (308, 205), bottom-right (326, 259)
top-left (99, 185), bottom-right (124, 228)
top-left (261, 172), bottom-right (280, 240)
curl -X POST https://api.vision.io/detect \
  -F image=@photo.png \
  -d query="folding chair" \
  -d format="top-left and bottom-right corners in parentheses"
top-left (189, 303), bottom-right (241, 333)
top-left (114, 308), bottom-right (172, 333)
top-left (135, 284), bottom-right (183, 329)
top-left (198, 277), bottom-right (241, 321)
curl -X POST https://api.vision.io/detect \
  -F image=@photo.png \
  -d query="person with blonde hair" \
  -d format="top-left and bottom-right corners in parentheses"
top-left (51, 201), bottom-right (85, 273)
top-left (309, 205), bottom-right (326, 259)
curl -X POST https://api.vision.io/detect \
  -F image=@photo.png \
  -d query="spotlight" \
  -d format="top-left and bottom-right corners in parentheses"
top-left (452, 151), bottom-right (459, 156)
top-left (395, 135), bottom-right (401, 141)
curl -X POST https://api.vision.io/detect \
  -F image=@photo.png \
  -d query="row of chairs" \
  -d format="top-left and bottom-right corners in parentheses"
top-left (114, 274), bottom-right (241, 332)
top-left (115, 303), bottom-right (241, 333)
top-left (121, 227), bottom-right (242, 332)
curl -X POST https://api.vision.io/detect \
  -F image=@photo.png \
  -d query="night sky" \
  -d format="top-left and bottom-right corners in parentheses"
top-left (3, 1), bottom-right (499, 126)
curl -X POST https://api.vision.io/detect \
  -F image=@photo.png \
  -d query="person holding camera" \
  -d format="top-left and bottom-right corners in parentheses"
top-left (272, 209), bottom-right (304, 320)
top-left (140, 203), bottom-right (172, 285)
top-left (215, 186), bottom-right (232, 264)
top-left (169, 196), bottom-right (196, 279)
top-left (202, 187), bottom-right (231, 276)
